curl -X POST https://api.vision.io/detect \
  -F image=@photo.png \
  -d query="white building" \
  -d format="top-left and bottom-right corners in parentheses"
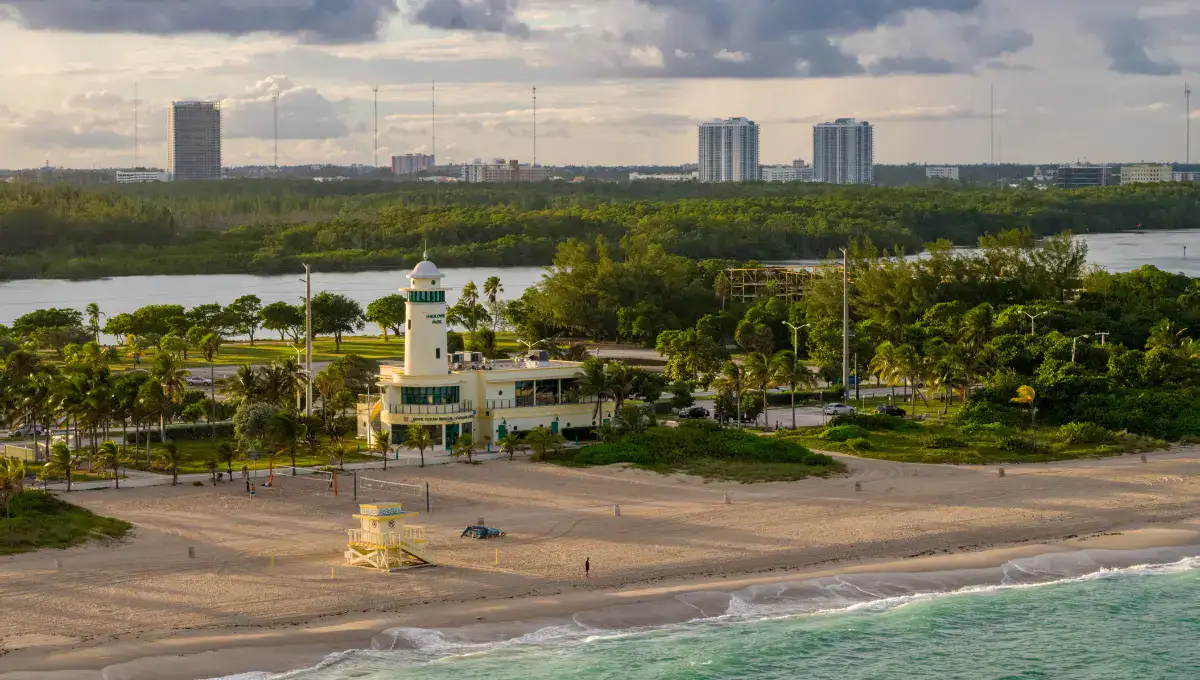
top-left (629, 171), bottom-right (699, 182)
top-left (357, 257), bottom-right (602, 450)
top-left (460, 159), bottom-right (550, 183)
top-left (1175, 171), bottom-right (1200, 182)
top-left (1120, 164), bottom-right (1173, 185)
top-left (698, 118), bottom-right (760, 183)
top-left (761, 164), bottom-right (815, 183)
top-left (392, 153), bottom-right (435, 175)
top-left (116, 170), bottom-right (169, 183)
top-left (926, 166), bottom-right (960, 181)
top-left (813, 118), bottom-right (874, 185)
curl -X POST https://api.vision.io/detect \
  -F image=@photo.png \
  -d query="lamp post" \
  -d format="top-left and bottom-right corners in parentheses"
top-left (782, 322), bottom-right (811, 356)
top-left (1096, 331), bottom-right (1110, 346)
top-left (840, 248), bottom-right (850, 395)
top-left (1022, 311), bottom-right (1049, 336)
top-left (1071, 334), bottom-right (1090, 363)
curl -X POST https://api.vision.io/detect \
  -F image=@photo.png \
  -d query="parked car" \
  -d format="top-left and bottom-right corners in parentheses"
top-left (875, 404), bottom-right (907, 417)
top-left (12, 424), bottom-right (45, 437)
top-left (676, 406), bottom-right (710, 419)
top-left (186, 376), bottom-right (213, 387)
top-left (823, 403), bottom-right (854, 416)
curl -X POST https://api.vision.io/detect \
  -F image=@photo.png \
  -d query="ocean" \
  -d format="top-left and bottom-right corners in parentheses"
top-left (239, 547), bottom-right (1199, 680)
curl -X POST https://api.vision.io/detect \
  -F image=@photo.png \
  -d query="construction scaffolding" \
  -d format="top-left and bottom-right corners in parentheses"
top-left (722, 266), bottom-right (836, 302)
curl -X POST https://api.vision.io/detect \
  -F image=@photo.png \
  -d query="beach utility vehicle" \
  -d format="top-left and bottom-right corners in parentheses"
top-left (461, 525), bottom-right (506, 539)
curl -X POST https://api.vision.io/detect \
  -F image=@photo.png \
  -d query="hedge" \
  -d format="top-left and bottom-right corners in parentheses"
top-left (124, 422), bottom-right (234, 443)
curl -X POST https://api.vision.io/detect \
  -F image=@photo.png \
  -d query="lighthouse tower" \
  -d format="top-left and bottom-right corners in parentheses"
top-left (403, 254), bottom-right (448, 377)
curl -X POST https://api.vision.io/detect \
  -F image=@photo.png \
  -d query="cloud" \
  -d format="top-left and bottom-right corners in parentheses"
top-left (867, 56), bottom-right (961, 76)
top-left (0, 0), bottom-right (406, 43)
top-left (870, 104), bottom-right (1001, 123)
top-left (223, 76), bottom-right (352, 140)
top-left (410, 0), bottom-right (529, 38)
top-left (1094, 18), bottom-right (1180, 75)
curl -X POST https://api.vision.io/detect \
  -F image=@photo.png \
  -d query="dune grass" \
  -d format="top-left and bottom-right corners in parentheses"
top-left (0, 492), bottom-right (131, 555)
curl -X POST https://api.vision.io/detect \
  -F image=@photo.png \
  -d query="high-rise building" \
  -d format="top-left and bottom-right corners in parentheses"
top-left (168, 101), bottom-right (222, 181)
top-left (698, 117), bottom-right (760, 182)
top-left (813, 118), bottom-right (874, 185)
top-left (1055, 163), bottom-right (1114, 188)
top-left (392, 153), bottom-right (436, 175)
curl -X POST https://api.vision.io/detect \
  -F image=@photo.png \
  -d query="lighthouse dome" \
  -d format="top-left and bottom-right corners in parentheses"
top-left (409, 259), bottom-right (445, 279)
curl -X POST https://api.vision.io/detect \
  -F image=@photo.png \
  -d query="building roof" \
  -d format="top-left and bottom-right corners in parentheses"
top-left (409, 258), bottom-right (445, 279)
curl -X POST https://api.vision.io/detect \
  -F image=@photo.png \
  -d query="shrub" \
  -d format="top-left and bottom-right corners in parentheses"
top-left (846, 437), bottom-right (872, 452)
top-left (766, 387), bottom-right (845, 406)
top-left (997, 435), bottom-right (1045, 453)
top-left (954, 399), bottom-right (1024, 428)
top-left (957, 423), bottom-right (1015, 437)
top-left (820, 424), bottom-right (870, 442)
top-left (922, 434), bottom-right (967, 450)
top-left (829, 413), bottom-right (917, 432)
top-left (125, 422), bottom-right (234, 443)
top-left (1057, 422), bottom-right (1115, 445)
top-left (573, 426), bottom-right (836, 469)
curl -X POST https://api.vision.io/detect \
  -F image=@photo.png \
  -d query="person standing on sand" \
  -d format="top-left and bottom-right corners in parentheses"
top-left (585, 557), bottom-right (590, 578)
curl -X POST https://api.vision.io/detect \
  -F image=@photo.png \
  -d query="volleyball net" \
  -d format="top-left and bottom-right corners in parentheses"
top-left (257, 466), bottom-right (347, 496)
top-left (355, 475), bottom-right (431, 512)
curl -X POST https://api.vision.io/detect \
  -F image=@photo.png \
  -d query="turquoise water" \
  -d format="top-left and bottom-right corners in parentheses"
top-left (260, 552), bottom-right (1199, 680)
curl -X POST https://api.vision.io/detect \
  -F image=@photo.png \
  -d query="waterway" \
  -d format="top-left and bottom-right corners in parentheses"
top-left (1, 229), bottom-right (1197, 328)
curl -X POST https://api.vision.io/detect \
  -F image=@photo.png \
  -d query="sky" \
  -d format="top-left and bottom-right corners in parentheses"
top-left (1, 0), bottom-right (1199, 169)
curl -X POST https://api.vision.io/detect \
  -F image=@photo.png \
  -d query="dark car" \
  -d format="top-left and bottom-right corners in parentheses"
top-left (875, 404), bottom-right (907, 417)
top-left (676, 406), bottom-right (710, 419)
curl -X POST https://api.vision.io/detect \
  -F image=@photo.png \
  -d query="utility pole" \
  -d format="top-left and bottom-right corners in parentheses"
top-left (1097, 331), bottom-right (1110, 346)
top-left (304, 264), bottom-right (313, 417)
top-left (841, 248), bottom-right (850, 395)
top-left (372, 84), bottom-right (379, 170)
top-left (273, 92), bottom-right (279, 169)
top-left (133, 81), bottom-right (139, 168)
top-left (533, 86), bottom-right (538, 167)
top-left (432, 80), bottom-right (436, 163)
top-left (1072, 335), bottom-right (1090, 363)
top-left (1187, 83), bottom-right (1192, 166)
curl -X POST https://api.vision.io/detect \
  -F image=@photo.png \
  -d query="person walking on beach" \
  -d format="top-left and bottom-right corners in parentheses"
top-left (585, 557), bottom-right (590, 578)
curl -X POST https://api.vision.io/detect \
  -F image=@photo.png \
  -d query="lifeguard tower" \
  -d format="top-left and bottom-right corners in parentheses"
top-left (344, 502), bottom-right (433, 572)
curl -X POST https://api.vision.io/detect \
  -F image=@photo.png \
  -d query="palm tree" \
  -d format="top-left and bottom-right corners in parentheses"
top-left (451, 433), bottom-right (477, 463)
top-left (577, 356), bottom-right (612, 424)
top-left (42, 442), bottom-right (75, 492)
top-left (85, 303), bottom-right (104, 344)
top-left (605, 362), bottom-right (637, 412)
top-left (771, 350), bottom-right (816, 429)
top-left (483, 276), bottom-right (504, 331)
top-left (150, 352), bottom-right (189, 442)
top-left (372, 428), bottom-right (391, 471)
top-left (205, 454), bottom-right (220, 485)
top-left (223, 364), bottom-right (262, 404)
top-left (714, 361), bottom-right (746, 426)
top-left (313, 367), bottom-right (346, 426)
top-left (497, 433), bottom-right (526, 461)
top-left (1147, 319), bottom-right (1188, 350)
top-left (1, 456), bottom-right (26, 546)
top-left (403, 424), bottom-right (433, 468)
top-left (262, 359), bottom-right (304, 409)
top-left (159, 442), bottom-right (183, 486)
top-left (125, 336), bottom-right (149, 367)
top-left (200, 333), bottom-right (222, 439)
top-left (216, 441), bottom-right (240, 480)
top-left (330, 444), bottom-right (348, 471)
top-left (524, 426), bottom-right (566, 461)
top-left (267, 410), bottom-right (305, 475)
top-left (1180, 337), bottom-right (1200, 360)
top-left (743, 352), bottom-right (775, 427)
top-left (656, 328), bottom-right (725, 387)
top-left (894, 344), bottom-right (927, 414)
top-left (94, 440), bottom-right (126, 489)
top-left (869, 341), bottom-right (903, 403)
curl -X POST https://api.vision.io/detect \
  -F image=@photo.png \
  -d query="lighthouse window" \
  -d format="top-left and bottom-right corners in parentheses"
top-left (409, 290), bottom-right (446, 303)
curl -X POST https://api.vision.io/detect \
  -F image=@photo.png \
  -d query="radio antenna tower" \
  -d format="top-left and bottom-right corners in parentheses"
top-left (372, 84), bottom-right (379, 169)
top-left (133, 81), bottom-right (139, 168)
top-left (273, 92), bottom-right (279, 169)
top-left (533, 86), bottom-right (538, 167)
top-left (1187, 82), bottom-right (1192, 165)
top-left (432, 80), bottom-right (437, 163)
top-left (989, 83), bottom-right (995, 165)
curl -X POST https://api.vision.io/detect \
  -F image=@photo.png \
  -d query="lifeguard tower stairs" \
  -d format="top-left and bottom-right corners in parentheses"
top-left (345, 502), bottom-right (433, 572)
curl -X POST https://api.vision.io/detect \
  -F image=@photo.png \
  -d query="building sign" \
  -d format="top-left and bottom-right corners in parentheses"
top-left (400, 411), bottom-right (476, 425)
top-left (426, 313), bottom-right (445, 325)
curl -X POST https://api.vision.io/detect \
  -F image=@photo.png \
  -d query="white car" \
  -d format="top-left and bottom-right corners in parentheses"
top-left (186, 376), bottom-right (214, 387)
top-left (12, 424), bottom-right (45, 437)
top-left (823, 403), bottom-right (855, 416)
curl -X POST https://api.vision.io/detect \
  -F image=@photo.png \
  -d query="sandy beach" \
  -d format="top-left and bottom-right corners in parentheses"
top-left (1, 449), bottom-right (1198, 679)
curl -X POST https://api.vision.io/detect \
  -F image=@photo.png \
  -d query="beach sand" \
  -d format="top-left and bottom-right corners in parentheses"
top-left (1, 449), bottom-right (1198, 679)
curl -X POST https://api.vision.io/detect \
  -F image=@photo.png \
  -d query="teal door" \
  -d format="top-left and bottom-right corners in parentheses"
top-left (550, 420), bottom-right (559, 434)
top-left (445, 424), bottom-right (460, 450)
top-left (497, 423), bottom-right (508, 439)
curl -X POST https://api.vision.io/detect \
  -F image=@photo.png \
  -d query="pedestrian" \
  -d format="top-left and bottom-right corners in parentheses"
top-left (244, 468), bottom-right (251, 493)
top-left (585, 557), bottom-right (590, 578)
top-left (249, 483), bottom-right (256, 499)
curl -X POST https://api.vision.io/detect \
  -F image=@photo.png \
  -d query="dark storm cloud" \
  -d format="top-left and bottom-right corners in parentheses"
top-left (617, 0), bottom-right (991, 77)
top-left (1094, 18), bottom-right (1180, 76)
top-left (0, 0), bottom-right (529, 42)
top-left (411, 0), bottom-right (528, 38)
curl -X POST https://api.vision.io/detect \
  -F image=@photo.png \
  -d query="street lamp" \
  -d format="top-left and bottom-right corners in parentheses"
top-left (1022, 311), bottom-right (1049, 336)
top-left (1071, 334), bottom-right (1090, 363)
top-left (782, 322), bottom-right (811, 356)
top-left (1096, 331), bottom-right (1110, 346)
top-left (839, 248), bottom-right (850, 395)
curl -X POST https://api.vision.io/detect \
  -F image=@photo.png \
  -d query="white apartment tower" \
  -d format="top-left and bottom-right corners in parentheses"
top-left (699, 118), bottom-right (760, 183)
top-left (813, 118), bottom-right (874, 185)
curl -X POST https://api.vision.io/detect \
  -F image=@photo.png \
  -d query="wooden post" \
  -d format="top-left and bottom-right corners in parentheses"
top-left (724, 494), bottom-right (731, 505)
top-left (855, 482), bottom-right (862, 492)
top-left (333, 471), bottom-right (338, 497)
top-left (494, 548), bottom-right (499, 565)
top-left (998, 468), bottom-right (1006, 478)
top-left (614, 504), bottom-right (620, 516)
top-left (331, 567), bottom-right (335, 579)
top-left (1141, 454), bottom-right (1148, 463)
top-left (426, 481), bottom-right (431, 513)
top-left (353, 471), bottom-right (357, 500)
top-left (188, 546), bottom-right (195, 558)
top-left (270, 555), bottom-right (275, 568)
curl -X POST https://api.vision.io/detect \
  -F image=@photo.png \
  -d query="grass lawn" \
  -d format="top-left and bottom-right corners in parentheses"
top-left (124, 436), bottom-right (377, 475)
top-left (780, 415), bottom-right (1166, 465)
top-left (0, 492), bottom-right (131, 555)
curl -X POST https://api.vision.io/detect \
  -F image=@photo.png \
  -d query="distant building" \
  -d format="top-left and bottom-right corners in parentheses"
top-left (629, 171), bottom-right (699, 182)
top-left (392, 153), bottom-right (435, 176)
top-left (926, 166), bottom-right (960, 181)
top-left (698, 117), bottom-right (760, 182)
top-left (761, 165), bottom-right (815, 182)
top-left (460, 159), bottom-right (549, 183)
top-left (813, 118), bottom-right (874, 185)
top-left (1056, 164), bottom-right (1114, 188)
top-left (116, 170), bottom-right (169, 184)
top-left (168, 101), bottom-right (222, 181)
top-left (1120, 164), bottom-right (1172, 185)
top-left (1175, 171), bottom-right (1200, 182)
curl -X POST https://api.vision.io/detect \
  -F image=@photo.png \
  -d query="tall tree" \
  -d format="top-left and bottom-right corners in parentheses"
top-left (483, 276), bottom-right (504, 332)
top-left (771, 350), bottom-right (816, 429)
top-left (85, 303), bottom-right (104, 344)
top-left (226, 295), bottom-right (263, 345)
top-left (150, 352), bottom-right (189, 442)
top-left (403, 424), bottom-right (433, 468)
top-left (259, 302), bottom-right (305, 343)
top-left (365, 294), bottom-right (407, 341)
top-left (311, 292), bottom-right (365, 352)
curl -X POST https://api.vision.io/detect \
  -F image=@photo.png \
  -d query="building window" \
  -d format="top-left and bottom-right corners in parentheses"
top-left (409, 290), bottom-right (446, 304)
top-left (436, 348), bottom-right (441, 360)
top-left (401, 386), bottom-right (460, 405)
